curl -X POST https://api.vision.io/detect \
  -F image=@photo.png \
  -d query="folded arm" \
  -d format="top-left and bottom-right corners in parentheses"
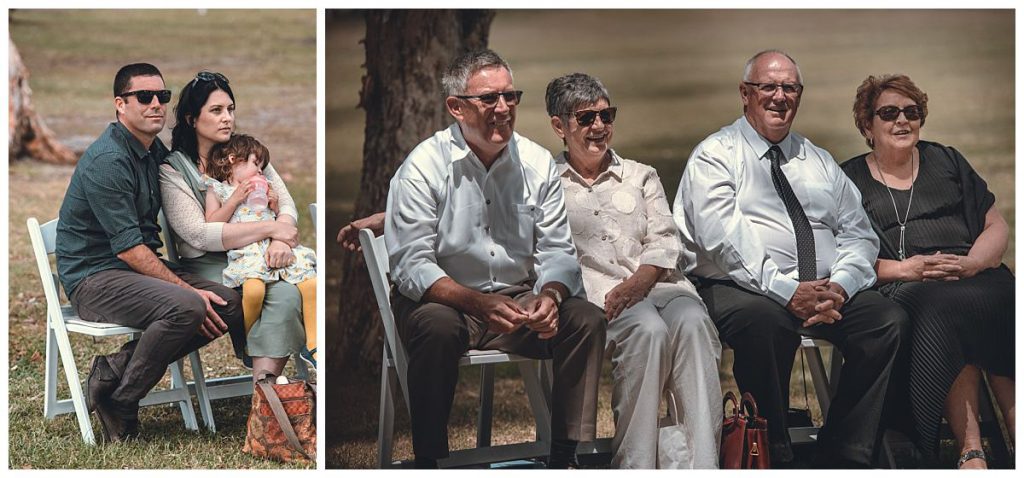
top-left (160, 165), bottom-right (297, 253)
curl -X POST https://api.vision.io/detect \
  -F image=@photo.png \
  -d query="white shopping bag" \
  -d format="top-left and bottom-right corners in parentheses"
top-left (657, 390), bottom-right (694, 469)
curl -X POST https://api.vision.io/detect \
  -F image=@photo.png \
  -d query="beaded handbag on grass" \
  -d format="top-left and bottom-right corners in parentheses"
top-left (243, 372), bottom-right (317, 464)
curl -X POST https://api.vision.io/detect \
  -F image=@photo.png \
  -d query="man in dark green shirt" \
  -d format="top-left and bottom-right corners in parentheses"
top-left (55, 63), bottom-right (244, 443)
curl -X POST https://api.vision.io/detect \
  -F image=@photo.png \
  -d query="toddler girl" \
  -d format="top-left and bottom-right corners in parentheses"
top-left (203, 134), bottom-right (317, 367)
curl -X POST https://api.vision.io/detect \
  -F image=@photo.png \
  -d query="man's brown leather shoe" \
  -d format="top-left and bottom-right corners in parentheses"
top-left (85, 355), bottom-right (117, 413)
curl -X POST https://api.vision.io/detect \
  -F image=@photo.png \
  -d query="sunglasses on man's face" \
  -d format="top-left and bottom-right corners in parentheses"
top-left (455, 90), bottom-right (523, 107)
top-left (874, 105), bottom-right (923, 122)
top-left (573, 107), bottom-right (617, 127)
top-left (120, 89), bottom-right (172, 105)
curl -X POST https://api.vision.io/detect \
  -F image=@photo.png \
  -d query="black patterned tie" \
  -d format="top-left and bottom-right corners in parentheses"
top-left (767, 145), bottom-right (817, 281)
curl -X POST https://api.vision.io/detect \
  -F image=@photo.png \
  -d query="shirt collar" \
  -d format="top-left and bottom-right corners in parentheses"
top-left (112, 121), bottom-right (165, 162)
top-left (447, 122), bottom-right (515, 171)
top-left (738, 115), bottom-right (801, 163)
top-left (554, 149), bottom-right (623, 182)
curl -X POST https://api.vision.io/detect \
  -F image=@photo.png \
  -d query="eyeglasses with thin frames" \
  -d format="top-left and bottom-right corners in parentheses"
top-left (744, 82), bottom-right (803, 96)
top-left (455, 90), bottom-right (523, 107)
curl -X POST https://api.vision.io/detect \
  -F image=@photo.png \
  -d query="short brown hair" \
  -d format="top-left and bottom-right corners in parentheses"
top-left (207, 134), bottom-right (270, 182)
top-left (853, 74), bottom-right (928, 148)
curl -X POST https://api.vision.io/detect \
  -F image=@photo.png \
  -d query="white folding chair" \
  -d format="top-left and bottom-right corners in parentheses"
top-left (719, 334), bottom-right (841, 447)
top-left (788, 336), bottom-right (843, 445)
top-left (29, 217), bottom-right (202, 444)
top-left (308, 203), bottom-right (316, 230)
top-left (157, 212), bottom-right (309, 433)
top-left (359, 229), bottom-right (554, 468)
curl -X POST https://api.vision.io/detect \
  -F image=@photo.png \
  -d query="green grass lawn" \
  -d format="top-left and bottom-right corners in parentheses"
top-left (325, 10), bottom-right (1014, 468)
top-left (9, 9), bottom-right (316, 469)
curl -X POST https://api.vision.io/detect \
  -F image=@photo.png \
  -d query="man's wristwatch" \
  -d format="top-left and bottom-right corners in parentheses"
top-left (541, 288), bottom-right (563, 307)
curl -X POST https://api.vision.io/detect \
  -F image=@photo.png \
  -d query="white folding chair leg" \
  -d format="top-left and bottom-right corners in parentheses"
top-left (477, 364), bottom-right (495, 447)
top-left (803, 345), bottom-right (832, 417)
top-left (169, 358), bottom-right (199, 431)
top-left (188, 351), bottom-right (215, 433)
top-left (377, 361), bottom-right (397, 468)
top-left (53, 326), bottom-right (96, 444)
top-left (518, 360), bottom-right (552, 443)
top-left (44, 327), bottom-right (60, 420)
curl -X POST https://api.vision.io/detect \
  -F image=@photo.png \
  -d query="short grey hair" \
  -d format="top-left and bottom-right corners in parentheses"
top-left (544, 72), bottom-right (611, 122)
top-left (441, 49), bottom-right (512, 97)
top-left (742, 49), bottom-right (803, 84)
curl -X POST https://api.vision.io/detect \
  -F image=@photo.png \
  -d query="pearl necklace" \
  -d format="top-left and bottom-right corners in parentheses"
top-left (870, 150), bottom-right (917, 260)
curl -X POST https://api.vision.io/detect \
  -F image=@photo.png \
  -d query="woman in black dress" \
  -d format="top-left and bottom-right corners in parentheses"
top-left (842, 74), bottom-right (1014, 468)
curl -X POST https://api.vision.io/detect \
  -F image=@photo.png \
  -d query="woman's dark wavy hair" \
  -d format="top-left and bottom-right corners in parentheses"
top-left (171, 72), bottom-right (235, 163)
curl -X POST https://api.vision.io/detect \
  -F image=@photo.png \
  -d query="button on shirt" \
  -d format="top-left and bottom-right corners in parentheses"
top-left (673, 116), bottom-right (878, 305)
top-left (56, 121), bottom-right (169, 297)
top-left (386, 123), bottom-right (583, 302)
top-left (556, 150), bottom-right (700, 310)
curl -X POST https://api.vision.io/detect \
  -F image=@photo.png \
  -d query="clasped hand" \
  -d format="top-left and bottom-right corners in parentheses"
top-left (901, 252), bottom-right (977, 281)
top-left (787, 279), bottom-right (847, 328)
top-left (473, 292), bottom-right (559, 339)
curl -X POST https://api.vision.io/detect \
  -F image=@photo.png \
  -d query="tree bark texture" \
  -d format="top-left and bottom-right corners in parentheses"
top-left (8, 38), bottom-right (77, 164)
top-left (331, 10), bottom-right (495, 378)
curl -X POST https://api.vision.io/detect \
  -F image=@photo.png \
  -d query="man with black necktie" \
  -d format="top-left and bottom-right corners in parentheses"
top-left (672, 50), bottom-right (910, 468)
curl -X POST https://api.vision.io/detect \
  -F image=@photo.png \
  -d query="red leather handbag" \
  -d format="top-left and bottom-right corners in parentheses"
top-left (720, 391), bottom-right (771, 469)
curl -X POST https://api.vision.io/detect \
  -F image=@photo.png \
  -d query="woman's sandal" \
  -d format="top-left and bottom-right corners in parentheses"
top-left (957, 449), bottom-right (987, 469)
top-left (299, 347), bottom-right (317, 369)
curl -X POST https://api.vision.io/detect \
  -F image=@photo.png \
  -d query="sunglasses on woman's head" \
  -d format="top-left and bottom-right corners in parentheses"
top-left (120, 89), bottom-right (172, 105)
top-left (190, 71), bottom-right (230, 88)
top-left (875, 105), bottom-right (923, 122)
top-left (573, 107), bottom-right (617, 127)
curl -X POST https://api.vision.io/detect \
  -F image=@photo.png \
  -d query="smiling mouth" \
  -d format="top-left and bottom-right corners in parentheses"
top-left (894, 130), bottom-right (911, 135)
top-left (586, 133), bottom-right (608, 142)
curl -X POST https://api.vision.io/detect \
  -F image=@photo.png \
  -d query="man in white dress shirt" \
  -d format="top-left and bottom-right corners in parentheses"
top-left (385, 49), bottom-right (606, 469)
top-left (673, 50), bottom-right (909, 467)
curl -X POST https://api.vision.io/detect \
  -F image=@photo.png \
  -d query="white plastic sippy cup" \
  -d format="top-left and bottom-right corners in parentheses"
top-left (247, 175), bottom-right (269, 209)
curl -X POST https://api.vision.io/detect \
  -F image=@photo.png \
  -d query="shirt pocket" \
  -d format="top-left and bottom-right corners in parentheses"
top-left (509, 203), bottom-right (543, 255)
top-left (437, 202), bottom-right (482, 257)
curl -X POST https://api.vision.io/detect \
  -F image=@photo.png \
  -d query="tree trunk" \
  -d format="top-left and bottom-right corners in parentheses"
top-left (9, 38), bottom-right (77, 164)
top-left (330, 10), bottom-right (495, 379)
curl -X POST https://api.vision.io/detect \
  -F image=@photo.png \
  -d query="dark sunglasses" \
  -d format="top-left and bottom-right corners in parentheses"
top-left (120, 89), bottom-right (172, 105)
top-left (744, 82), bottom-right (804, 96)
top-left (190, 71), bottom-right (230, 88)
top-left (874, 105), bottom-right (923, 122)
top-left (573, 107), bottom-right (617, 127)
top-left (455, 90), bottom-right (523, 106)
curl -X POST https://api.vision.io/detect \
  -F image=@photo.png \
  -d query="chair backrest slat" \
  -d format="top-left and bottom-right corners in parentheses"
top-left (358, 229), bottom-right (410, 406)
top-left (157, 210), bottom-right (180, 265)
top-left (27, 217), bottom-right (65, 326)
